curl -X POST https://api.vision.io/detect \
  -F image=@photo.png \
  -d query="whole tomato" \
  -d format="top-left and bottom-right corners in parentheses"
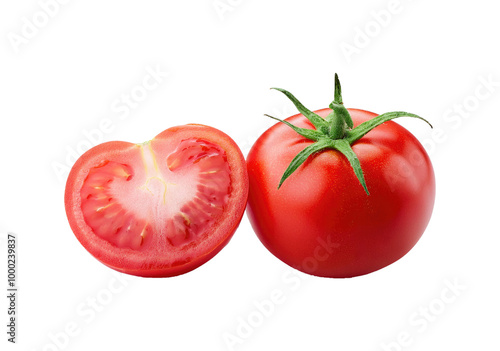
top-left (247, 75), bottom-right (435, 278)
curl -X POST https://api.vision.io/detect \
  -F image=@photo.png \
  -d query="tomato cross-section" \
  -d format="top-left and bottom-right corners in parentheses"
top-left (65, 124), bottom-right (248, 277)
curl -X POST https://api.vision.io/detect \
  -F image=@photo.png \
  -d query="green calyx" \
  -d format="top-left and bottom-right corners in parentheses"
top-left (267, 73), bottom-right (432, 195)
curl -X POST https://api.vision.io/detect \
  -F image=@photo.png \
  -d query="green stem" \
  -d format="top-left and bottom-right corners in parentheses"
top-left (268, 73), bottom-right (432, 194)
top-left (328, 111), bottom-right (346, 139)
top-left (327, 74), bottom-right (352, 139)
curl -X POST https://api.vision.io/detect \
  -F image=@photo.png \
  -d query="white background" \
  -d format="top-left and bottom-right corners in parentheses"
top-left (1, 0), bottom-right (499, 350)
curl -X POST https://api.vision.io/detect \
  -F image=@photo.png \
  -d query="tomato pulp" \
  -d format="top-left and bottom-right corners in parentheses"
top-left (65, 124), bottom-right (248, 277)
top-left (247, 109), bottom-right (435, 278)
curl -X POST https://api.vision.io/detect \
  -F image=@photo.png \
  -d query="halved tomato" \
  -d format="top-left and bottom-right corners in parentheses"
top-left (65, 124), bottom-right (248, 277)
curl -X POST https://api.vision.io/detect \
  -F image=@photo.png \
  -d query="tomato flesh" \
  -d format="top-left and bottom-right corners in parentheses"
top-left (65, 125), bottom-right (248, 277)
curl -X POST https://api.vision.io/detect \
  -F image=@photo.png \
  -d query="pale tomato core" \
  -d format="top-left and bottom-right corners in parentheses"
top-left (80, 138), bottom-right (231, 251)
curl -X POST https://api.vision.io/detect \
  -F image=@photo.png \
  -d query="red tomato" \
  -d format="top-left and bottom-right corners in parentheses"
top-left (247, 109), bottom-right (435, 278)
top-left (65, 124), bottom-right (248, 277)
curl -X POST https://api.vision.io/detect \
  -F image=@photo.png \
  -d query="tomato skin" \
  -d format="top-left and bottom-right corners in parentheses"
top-left (247, 109), bottom-right (435, 278)
top-left (65, 124), bottom-right (248, 277)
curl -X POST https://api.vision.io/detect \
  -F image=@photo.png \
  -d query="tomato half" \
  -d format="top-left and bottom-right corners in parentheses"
top-left (65, 124), bottom-right (248, 277)
top-left (247, 109), bottom-right (435, 278)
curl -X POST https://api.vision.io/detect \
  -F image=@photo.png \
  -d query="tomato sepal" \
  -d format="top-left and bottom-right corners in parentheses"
top-left (268, 73), bottom-right (433, 194)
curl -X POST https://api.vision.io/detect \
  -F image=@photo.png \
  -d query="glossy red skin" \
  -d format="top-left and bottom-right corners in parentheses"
top-left (247, 109), bottom-right (435, 278)
top-left (65, 124), bottom-right (248, 277)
